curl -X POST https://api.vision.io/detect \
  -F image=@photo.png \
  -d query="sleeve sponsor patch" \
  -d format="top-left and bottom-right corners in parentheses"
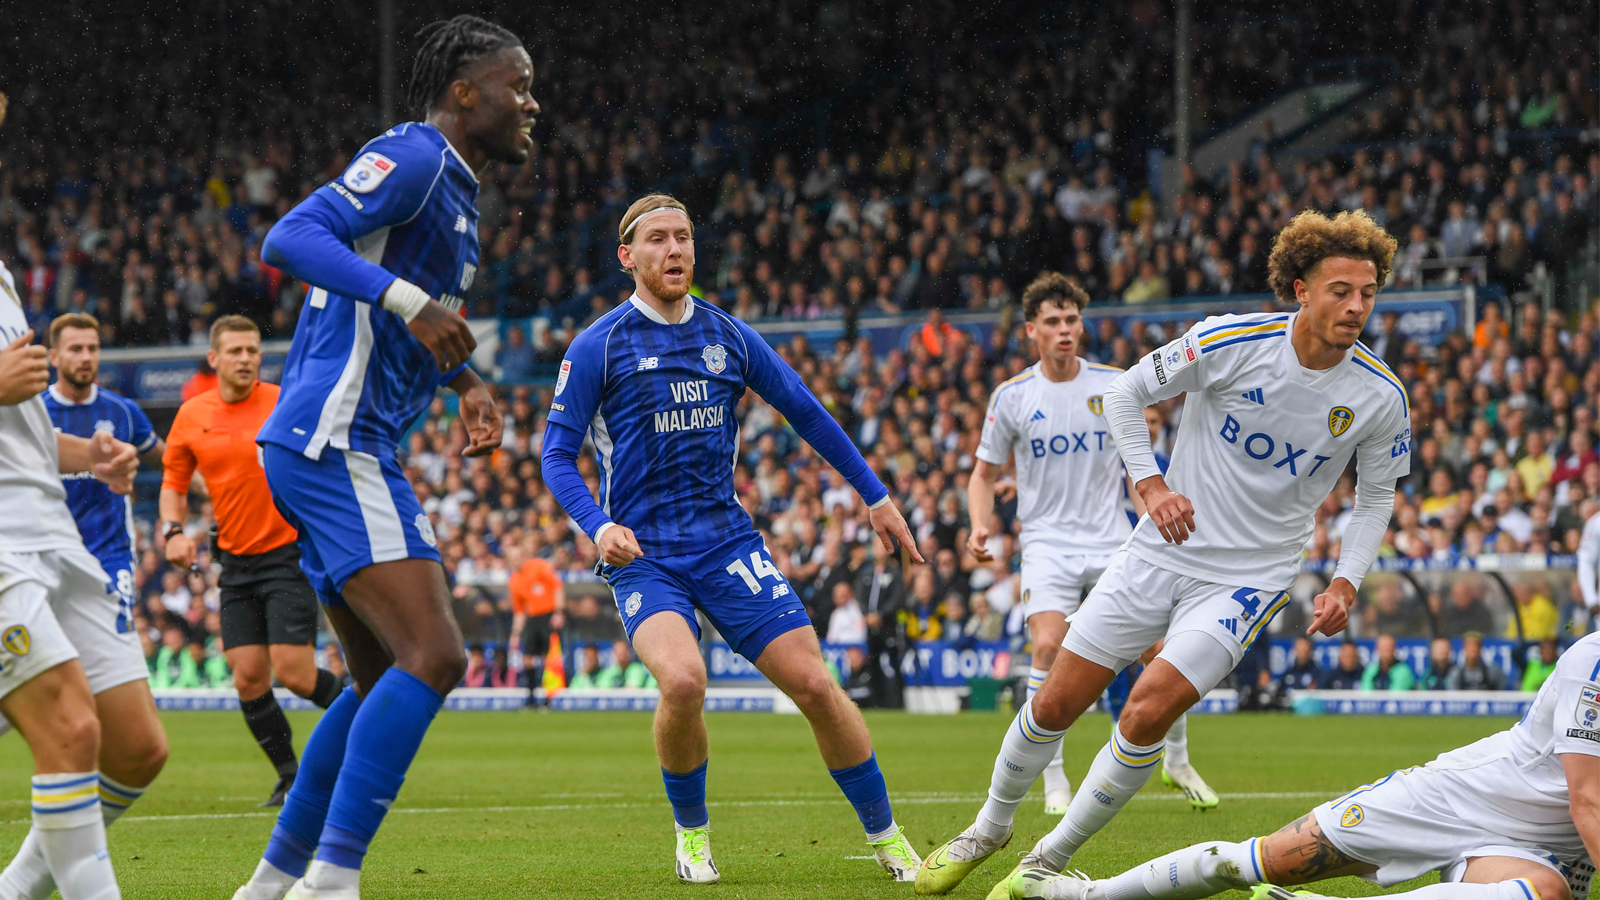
top-left (1566, 728), bottom-right (1600, 742)
top-left (550, 402), bottom-right (565, 413)
top-left (1575, 683), bottom-right (1600, 729)
top-left (1152, 335), bottom-right (1196, 385)
top-left (343, 151), bottom-right (397, 194)
top-left (554, 359), bottom-right (572, 396)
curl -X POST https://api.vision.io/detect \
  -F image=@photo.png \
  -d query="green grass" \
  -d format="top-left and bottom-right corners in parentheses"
top-left (0, 709), bottom-right (1513, 899)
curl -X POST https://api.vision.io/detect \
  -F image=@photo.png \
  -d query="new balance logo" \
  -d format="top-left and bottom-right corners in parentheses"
top-left (1030, 410), bottom-right (1046, 422)
top-left (1241, 388), bottom-right (1265, 405)
top-left (1217, 618), bottom-right (1239, 636)
top-left (455, 215), bottom-right (469, 233)
top-left (637, 356), bottom-right (659, 371)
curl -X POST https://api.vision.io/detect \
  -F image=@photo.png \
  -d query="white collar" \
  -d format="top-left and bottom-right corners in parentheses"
top-left (48, 382), bottom-right (97, 406)
top-left (629, 293), bottom-right (695, 325)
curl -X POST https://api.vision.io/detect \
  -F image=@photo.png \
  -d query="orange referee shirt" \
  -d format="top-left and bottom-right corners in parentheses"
top-left (162, 382), bottom-right (297, 556)
top-left (508, 557), bottom-right (562, 617)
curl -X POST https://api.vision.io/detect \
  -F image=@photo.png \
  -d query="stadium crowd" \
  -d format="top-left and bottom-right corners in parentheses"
top-left (5, 0), bottom-right (1594, 703)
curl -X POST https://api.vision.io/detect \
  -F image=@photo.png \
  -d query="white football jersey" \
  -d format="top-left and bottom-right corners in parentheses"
top-left (1421, 631), bottom-right (1600, 859)
top-left (0, 260), bottom-right (84, 554)
top-left (1118, 311), bottom-right (1412, 588)
top-left (976, 361), bottom-right (1129, 554)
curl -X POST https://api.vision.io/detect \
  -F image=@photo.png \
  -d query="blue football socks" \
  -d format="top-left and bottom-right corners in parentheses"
top-left (661, 761), bottom-right (709, 828)
top-left (263, 686), bottom-right (361, 877)
top-left (829, 752), bottom-right (893, 835)
top-left (315, 670), bottom-right (443, 870)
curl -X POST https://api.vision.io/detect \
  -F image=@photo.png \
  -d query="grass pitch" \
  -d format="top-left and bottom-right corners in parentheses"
top-left (0, 708), bottom-right (1511, 899)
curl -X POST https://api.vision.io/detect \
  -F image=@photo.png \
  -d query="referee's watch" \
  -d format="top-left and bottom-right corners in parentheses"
top-left (162, 522), bottom-right (186, 541)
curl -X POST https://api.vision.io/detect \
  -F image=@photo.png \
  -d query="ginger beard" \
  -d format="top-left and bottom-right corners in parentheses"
top-left (631, 232), bottom-right (695, 302)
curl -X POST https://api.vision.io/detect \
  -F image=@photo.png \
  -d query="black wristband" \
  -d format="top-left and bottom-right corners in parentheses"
top-left (163, 523), bottom-right (185, 541)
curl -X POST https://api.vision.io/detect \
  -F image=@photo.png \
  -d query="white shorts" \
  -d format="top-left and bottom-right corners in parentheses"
top-left (0, 549), bottom-right (148, 701)
top-left (1313, 765), bottom-right (1585, 890)
top-left (1020, 552), bottom-right (1111, 619)
top-left (1059, 549), bottom-right (1290, 692)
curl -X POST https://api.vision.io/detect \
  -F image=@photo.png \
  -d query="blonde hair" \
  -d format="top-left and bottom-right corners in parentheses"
top-left (209, 315), bottom-right (260, 349)
top-left (618, 194), bottom-right (692, 244)
top-left (1267, 210), bottom-right (1398, 302)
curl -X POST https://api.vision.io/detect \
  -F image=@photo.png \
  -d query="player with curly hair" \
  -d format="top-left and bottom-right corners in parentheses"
top-left (918, 210), bottom-right (1410, 899)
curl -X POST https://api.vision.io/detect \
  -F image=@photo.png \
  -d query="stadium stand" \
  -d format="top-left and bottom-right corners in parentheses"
top-left (2, 0), bottom-right (1594, 704)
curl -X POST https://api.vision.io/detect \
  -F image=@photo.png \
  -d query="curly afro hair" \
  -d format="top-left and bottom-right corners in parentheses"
top-left (1266, 210), bottom-right (1398, 303)
top-left (1021, 271), bottom-right (1090, 321)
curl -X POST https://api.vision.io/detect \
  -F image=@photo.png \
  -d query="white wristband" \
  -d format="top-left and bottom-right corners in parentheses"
top-left (593, 522), bottom-right (617, 544)
top-left (381, 278), bottom-right (431, 323)
top-left (869, 495), bottom-right (891, 510)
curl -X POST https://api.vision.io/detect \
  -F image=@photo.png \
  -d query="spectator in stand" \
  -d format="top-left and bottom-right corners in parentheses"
top-left (568, 645), bottom-right (603, 690)
top-left (497, 324), bottom-right (537, 381)
top-left (1447, 632), bottom-right (1507, 690)
top-left (1361, 634), bottom-right (1416, 691)
top-left (841, 646), bottom-right (874, 708)
top-left (1318, 642), bottom-right (1366, 690)
top-left (827, 582), bottom-right (867, 645)
top-left (1508, 581), bottom-right (1561, 641)
top-left (1521, 638), bottom-right (1561, 692)
top-left (462, 645), bottom-right (492, 688)
top-left (1438, 580), bottom-right (1498, 636)
top-left (597, 640), bottom-right (655, 689)
top-left (1281, 637), bottom-right (1320, 692)
top-left (1419, 637), bottom-right (1457, 690)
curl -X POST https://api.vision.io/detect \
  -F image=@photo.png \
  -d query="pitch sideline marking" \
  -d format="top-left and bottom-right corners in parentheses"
top-left (0, 791), bottom-right (1328, 828)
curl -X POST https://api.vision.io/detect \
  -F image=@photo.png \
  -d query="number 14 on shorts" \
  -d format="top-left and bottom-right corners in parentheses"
top-left (726, 551), bottom-right (783, 594)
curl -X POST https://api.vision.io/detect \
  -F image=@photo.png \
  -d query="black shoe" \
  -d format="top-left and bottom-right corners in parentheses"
top-left (259, 773), bottom-right (294, 808)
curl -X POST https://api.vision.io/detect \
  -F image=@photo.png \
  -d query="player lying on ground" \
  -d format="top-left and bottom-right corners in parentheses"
top-left (917, 210), bottom-right (1410, 900)
top-left (968, 272), bottom-right (1217, 817)
top-left (231, 14), bottom-right (529, 900)
top-left (541, 192), bottom-right (924, 883)
top-left (1008, 629), bottom-right (1600, 900)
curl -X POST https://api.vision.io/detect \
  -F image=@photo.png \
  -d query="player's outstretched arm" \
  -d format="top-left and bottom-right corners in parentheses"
top-left (1565, 748), bottom-right (1600, 866)
top-left (0, 330), bottom-right (48, 405)
top-left (446, 367), bottom-right (503, 457)
top-left (59, 431), bottom-right (136, 494)
top-left (965, 459), bottom-right (1000, 562)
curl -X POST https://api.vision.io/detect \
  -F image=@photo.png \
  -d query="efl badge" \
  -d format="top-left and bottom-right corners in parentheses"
top-left (1577, 685), bottom-right (1600, 728)
top-left (1, 626), bottom-right (29, 656)
top-left (702, 344), bottom-right (728, 375)
top-left (1088, 395), bottom-right (1103, 416)
top-left (624, 592), bottom-right (643, 617)
top-left (1328, 407), bottom-right (1355, 437)
top-left (413, 514), bottom-right (437, 548)
top-left (343, 151), bottom-right (396, 193)
top-left (94, 419), bottom-right (116, 434)
top-left (1340, 804), bottom-right (1364, 827)
top-left (555, 359), bottom-right (571, 396)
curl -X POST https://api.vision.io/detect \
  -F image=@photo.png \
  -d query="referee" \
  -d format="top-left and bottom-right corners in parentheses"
top-left (160, 316), bottom-right (341, 806)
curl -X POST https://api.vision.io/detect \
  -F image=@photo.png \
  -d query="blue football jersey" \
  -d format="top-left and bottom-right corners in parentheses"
top-left (258, 122), bottom-right (480, 460)
top-left (546, 296), bottom-right (887, 558)
top-left (43, 383), bottom-right (155, 588)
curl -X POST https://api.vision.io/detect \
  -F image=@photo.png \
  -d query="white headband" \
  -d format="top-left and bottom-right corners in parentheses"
top-left (622, 206), bottom-right (692, 240)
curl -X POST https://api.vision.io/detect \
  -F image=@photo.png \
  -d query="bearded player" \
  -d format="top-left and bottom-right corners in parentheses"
top-left (1008, 630), bottom-right (1600, 900)
top-left (968, 272), bottom-right (1216, 817)
top-left (542, 193), bottom-right (923, 883)
top-left (917, 210), bottom-right (1410, 898)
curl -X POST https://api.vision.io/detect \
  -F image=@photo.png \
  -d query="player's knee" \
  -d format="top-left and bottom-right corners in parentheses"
top-left (120, 729), bottom-right (169, 784)
top-left (1117, 696), bottom-right (1173, 746)
top-left (784, 668), bottom-right (841, 714)
top-left (51, 707), bottom-right (102, 768)
top-left (655, 667), bottom-right (706, 709)
top-left (276, 667), bottom-right (317, 698)
top-left (1521, 869), bottom-right (1570, 900)
top-left (1028, 686), bottom-right (1073, 731)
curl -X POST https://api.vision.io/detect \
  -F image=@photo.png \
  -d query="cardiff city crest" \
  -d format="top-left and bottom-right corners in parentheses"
top-left (702, 344), bottom-right (727, 375)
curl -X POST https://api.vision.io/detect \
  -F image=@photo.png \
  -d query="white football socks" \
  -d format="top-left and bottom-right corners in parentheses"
top-left (1164, 715), bottom-right (1190, 768)
top-left (1035, 727), bottom-right (1164, 870)
top-left (1090, 839), bottom-right (1259, 900)
top-left (30, 773), bottom-right (118, 900)
top-left (0, 774), bottom-right (146, 900)
top-left (975, 698), bottom-right (1066, 843)
top-left (1027, 669), bottom-right (1072, 797)
top-left (1359, 880), bottom-right (1542, 900)
top-left (300, 859), bottom-right (360, 893)
top-left (242, 858), bottom-right (299, 900)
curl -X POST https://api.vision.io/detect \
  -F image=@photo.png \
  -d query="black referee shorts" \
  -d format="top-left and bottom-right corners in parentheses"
top-left (218, 542), bottom-right (320, 648)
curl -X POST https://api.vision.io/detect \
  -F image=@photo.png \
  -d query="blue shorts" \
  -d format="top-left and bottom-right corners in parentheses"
top-left (260, 443), bottom-right (440, 604)
top-left (602, 531), bottom-right (808, 662)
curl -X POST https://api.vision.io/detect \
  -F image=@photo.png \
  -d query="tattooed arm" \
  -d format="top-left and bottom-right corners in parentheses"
top-left (1258, 813), bottom-right (1378, 886)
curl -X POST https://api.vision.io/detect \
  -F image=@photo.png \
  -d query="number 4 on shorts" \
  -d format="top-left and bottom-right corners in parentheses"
top-left (726, 552), bottom-right (781, 594)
